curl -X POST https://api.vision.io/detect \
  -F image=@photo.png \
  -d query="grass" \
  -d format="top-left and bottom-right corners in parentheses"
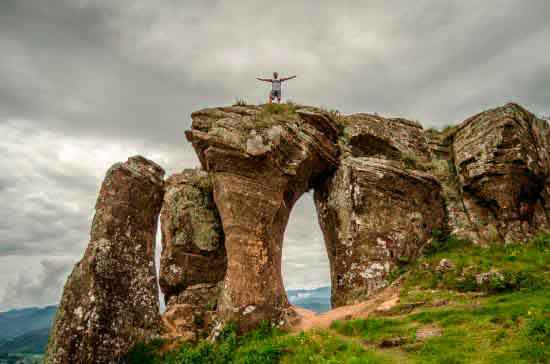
top-left (332, 233), bottom-right (550, 364)
top-left (126, 322), bottom-right (393, 364)
top-left (128, 234), bottom-right (550, 364)
top-left (234, 98), bottom-right (248, 106)
top-left (238, 103), bottom-right (299, 133)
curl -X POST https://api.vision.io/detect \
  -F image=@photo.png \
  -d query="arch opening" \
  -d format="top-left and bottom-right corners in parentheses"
top-left (282, 192), bottom-right (331, 313)
top-left (154, 218), bottom-right (165, 313)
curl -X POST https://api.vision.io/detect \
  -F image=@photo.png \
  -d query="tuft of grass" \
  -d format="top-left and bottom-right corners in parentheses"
top-left (331, 318), bottom-right (416, 345)
top-left (263, 102), bottom-right (297, 115)
top-left (234, 98), bottom-right (248, 106)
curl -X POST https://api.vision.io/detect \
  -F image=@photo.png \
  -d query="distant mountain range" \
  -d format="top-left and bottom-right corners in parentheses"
top-left (0, 306), bottom-right (56, 355)
top-left (287, 286), bottom-right (331, 313)
top-left (0, 286), bottom-right (330, 355)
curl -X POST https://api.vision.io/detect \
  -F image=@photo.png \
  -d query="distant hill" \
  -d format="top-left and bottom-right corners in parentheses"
top-left (0, 287), bottom-right (331, 356)
top-left (287, 286), bottom-right (331, 313)
top-left (0, 328), bottom-right (50, 354)
top-left (0, 306), bottom-right (56, 355)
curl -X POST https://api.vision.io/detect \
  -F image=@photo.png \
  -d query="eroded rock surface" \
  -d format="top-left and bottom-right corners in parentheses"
top-left (45, 156), bottom-right (165, 364)
top-left (159, 170), bottom-right (225, 303)
top-left (48, 102), bottom-right (550, 350)
top-left (186, 104), bottom-right (339, 331)
top-left (429, 103), bottom-right (550, 244)
top-left (314, 114), bottom-right (446, 307)
top-left (162, 283), bottom-right (222, 341)
top-left (159, 170), bottom-right (226, 339)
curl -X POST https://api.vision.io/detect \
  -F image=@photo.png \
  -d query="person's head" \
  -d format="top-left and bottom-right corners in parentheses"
top-left (273, 72), bottom-right (279, 79)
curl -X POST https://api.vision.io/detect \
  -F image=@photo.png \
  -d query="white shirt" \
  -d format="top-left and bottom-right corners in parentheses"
top-left (272, 79), bottom-right (282, 91)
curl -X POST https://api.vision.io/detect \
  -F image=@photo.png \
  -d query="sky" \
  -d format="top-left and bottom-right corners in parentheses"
top-left (1, 0), bottom-right (549, 311)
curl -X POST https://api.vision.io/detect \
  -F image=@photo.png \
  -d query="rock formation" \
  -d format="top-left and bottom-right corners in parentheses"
top-left (445, 104), bottom-right (550, 243)
top-left (185, 105), bottom-right (339, 331)
top-left (45, 156), bottom-right (165, 364)
top-left (47, 102), bottom-right (550, 361)
top-left (159, 170), bottom-right (225, 339)
top-left (314, 114), bottom-right (447, 306)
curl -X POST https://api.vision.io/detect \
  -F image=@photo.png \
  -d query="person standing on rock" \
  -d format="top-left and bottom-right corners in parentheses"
top-left (256, 72), bottom-right (296, 104)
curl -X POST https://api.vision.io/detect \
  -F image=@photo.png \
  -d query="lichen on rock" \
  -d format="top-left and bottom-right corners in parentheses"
top-left (159, 170), bottom-right (225, 303)
top-left (45, 156), bottom-right (165, 364)
top-left (186, 104), bottom-right (340, 332)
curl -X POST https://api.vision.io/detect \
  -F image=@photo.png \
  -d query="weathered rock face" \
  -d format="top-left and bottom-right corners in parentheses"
top-left (159, 170), bottom-right (225, 303)
top-left (49, 102), bottom-right (550, 351)
top-left (159, 170), bottom-right (225, 339)
top-left (315, 115), bottom-right (446, 307)
top-left (162, 283), bottom-right (222, 341)
top-left (430, 103), bottom-right (550, 244)
top-left (186, 105), bottom-right (339, 331)
top-left (340, 113), bottom-right (431, 161)
top-left (45, 156), bottom-right (164, 364)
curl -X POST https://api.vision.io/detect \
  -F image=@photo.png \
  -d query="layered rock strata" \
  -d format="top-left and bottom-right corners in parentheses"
top-left (185, 105), bottom-right (339, 331)
top-left (314, 114), bottom-right (446, 306)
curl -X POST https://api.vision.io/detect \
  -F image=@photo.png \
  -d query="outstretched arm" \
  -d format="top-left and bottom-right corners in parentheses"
top-left (280, 75), bottom-right (297, 81)
top-left (256, 77), bottom-right (272, 82)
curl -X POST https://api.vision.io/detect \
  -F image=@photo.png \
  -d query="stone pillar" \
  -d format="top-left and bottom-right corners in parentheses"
top-left (45, 156), bottom-right (164, 364)
top-left (213, 173), bottom-right (295, 332)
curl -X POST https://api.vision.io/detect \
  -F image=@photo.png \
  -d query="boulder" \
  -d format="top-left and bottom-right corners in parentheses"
top-left (162, 283), bottom-right (222, 341)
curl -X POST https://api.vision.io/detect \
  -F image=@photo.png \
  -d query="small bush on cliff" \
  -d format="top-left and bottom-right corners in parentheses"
top-left (422, 234), bottom-right (471, 256)
top-left (126, 339), bottom-right (165, 364)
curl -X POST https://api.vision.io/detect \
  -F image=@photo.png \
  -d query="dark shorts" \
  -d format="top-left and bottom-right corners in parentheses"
top-left (270, 90), bottom-right (281, 98)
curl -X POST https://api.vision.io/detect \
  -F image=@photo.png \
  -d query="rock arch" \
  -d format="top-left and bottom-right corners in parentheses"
top-left (46, 103), bottom-right (550, 363)
top-left (185, 106), bottom-right (340, 331)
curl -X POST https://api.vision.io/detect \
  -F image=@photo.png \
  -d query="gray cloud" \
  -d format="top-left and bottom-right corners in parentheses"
top-left (1, 0), bottom-right (549, 309)
top-left (0, 258), bottom-right (74, 311)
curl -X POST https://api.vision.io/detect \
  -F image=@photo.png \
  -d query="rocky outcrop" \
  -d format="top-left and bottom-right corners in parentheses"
top-left (315, 157), bottom-right (446, 306)
top-left (45, 156), bottom-right (164, 364)
top-left (430, 103), bottom-right (550, 244)
top-left (162, 283), bottom-right (222, 341)
top-left (49, 102), bottom-right (550, 353)
top-left (159, 170), bottom-right (225, 339)
top-left (186, 104), bottom-right (339, 331)
top-left (159, 170), bottom-right (225, 303)
top-left (315, 114), bottom-right (446, 307)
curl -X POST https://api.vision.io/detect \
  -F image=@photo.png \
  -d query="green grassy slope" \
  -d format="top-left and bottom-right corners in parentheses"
top-left (127, 234), bottom-right (550, 364)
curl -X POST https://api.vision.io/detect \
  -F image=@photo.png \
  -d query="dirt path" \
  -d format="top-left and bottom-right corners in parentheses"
top-left (291, 283), bottom-right (401, 332)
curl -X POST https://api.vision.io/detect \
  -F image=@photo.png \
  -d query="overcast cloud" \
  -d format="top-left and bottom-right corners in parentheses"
top-left (1, 0), bottom-right (549, 311)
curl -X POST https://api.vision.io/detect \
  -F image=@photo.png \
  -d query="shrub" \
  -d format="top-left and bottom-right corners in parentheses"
top-left (423, 235), bottom-right (472, 256)
top-left (125, 339), bottom-right (164, 364)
